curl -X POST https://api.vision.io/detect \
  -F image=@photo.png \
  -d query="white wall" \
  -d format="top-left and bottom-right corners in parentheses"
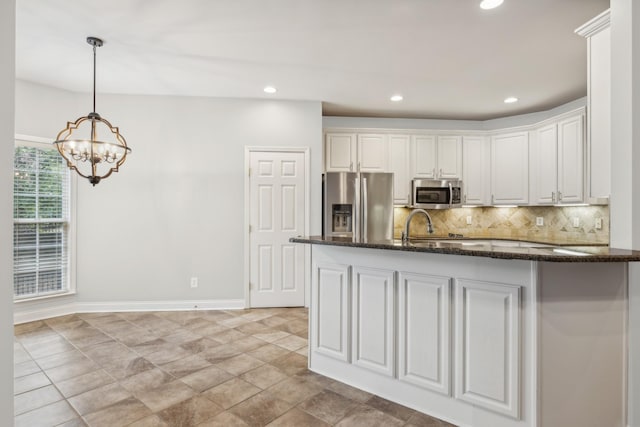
top-left (610, 1), bottom-right (640, 425)
top-left (1, 0), bottom-right (15, 423)
top-left (14, 80), bottom-right (322, 315)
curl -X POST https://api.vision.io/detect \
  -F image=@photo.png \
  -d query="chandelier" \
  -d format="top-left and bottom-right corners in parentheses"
top-left (54, 37), bottom-right (131, 186)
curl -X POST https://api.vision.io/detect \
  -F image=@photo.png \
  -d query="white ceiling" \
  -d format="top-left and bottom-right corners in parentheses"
top-left (16, 0), bottom-right (609, 120)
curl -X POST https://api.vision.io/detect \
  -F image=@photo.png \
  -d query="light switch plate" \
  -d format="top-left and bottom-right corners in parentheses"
top-left (466, 215), bottom-right (472, 225)
top-left (595, 218), bottom-right (603, 230)
top-left (572, 217), bottom-right (580, 228)
top-left (536, 217), bottom-right (544, 226)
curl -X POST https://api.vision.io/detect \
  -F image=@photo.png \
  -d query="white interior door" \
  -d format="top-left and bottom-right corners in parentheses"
top-left (249, 150), bottom-right (306, 307)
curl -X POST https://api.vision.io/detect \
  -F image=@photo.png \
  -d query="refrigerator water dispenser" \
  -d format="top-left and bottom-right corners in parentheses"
top-left (332, 204), bottom-right (353, 233)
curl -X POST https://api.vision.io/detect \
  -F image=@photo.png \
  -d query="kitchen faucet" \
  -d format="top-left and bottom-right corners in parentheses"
top-left (401, 209), bottom-right (434, 242)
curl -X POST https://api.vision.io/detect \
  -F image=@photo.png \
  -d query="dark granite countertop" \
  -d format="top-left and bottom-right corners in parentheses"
top-left (290, 236), bottom-right (640, 262)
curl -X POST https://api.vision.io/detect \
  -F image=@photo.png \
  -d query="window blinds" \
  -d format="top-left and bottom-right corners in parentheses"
top-left (13, 144), bottom-right (70, 299)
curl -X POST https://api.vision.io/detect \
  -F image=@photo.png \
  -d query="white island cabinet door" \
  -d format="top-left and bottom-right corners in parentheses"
top-left (398, 272), bottom-right (451, 395)
top-left (454, 279), bottom-right (521, 419)
top-left (312, 263), bottom-right (351, 362)
top-left (352, 267), bottom-right (395, 377)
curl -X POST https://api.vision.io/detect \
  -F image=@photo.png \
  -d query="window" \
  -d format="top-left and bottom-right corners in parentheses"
top-left (13, 137), bottom-right (74, 300)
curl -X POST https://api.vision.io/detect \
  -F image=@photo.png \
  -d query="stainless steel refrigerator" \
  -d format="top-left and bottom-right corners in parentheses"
top-left (322, 172), bottom-right (394, 242)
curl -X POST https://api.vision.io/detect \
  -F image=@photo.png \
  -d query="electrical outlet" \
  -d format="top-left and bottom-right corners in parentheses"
top-left (536, 217), bottom-right (544, 226)
top-left (190, 277), bottom-right (198, 288)
top-left (466, 215), bottom-right (472, 225)
top-left (572, 217), bottom-right (580, 228)
top-left (595, 218), bottom-right (603, 230)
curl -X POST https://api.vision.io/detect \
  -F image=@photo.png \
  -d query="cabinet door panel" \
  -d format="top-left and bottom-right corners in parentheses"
top-left (352, 267), bottom-right (395, 377)
top-left (532, 124), bottom-right (558, 204)
top-left (462, 136), bottom-right (489, 205)
top-left (558, 115), bottom-right (584, 203)
top-left (412, 135), bottom-right (437, 179)
top-left (398, 272), bottom-right (451, 395)
top-left (454, 279), bottom-right (521, 419)
top-left (437, 136), bottom-right (462, 179)
top-left (325, 133), bottom-right (356, 172)
top-left (389, 135), bottom-right (411, 205)
top-left (357, 134), bottom-right (387, 172)
top-left (313, 263), bottom-right (351, 362)
top-left (491, 132), bottom-right (529, 205)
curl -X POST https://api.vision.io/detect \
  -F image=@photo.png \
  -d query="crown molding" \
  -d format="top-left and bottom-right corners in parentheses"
top-left (575, 9), bottom-right (610, 38)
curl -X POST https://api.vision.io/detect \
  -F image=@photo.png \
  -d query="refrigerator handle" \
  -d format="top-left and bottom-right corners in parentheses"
top-left (354, 177), bottom-right (360, 242)
top-left (362, 177), bottom-right (368, 242)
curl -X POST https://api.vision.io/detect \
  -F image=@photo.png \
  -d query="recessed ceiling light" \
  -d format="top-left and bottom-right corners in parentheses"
top-left (263, 86), bottom-right (277, 94)
top-left (480, 0), bottom-right (504, 10)
top-left (504, 96), bottom-right (519, 104)
top-left (390, 95), bottom-right (403, 102)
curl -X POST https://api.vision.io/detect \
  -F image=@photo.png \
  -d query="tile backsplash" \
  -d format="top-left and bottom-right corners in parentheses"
top-left (394, 205), bottom-right (609, 245)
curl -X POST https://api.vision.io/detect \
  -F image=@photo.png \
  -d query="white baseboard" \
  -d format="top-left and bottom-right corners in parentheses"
top-left (14, 299), bottom-right (246, 325)
top-left (14, 302), bottom-right (78, 325)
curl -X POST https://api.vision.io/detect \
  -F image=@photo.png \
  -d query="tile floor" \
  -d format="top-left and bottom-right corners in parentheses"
top-left (14, 307), bottom-right (456, 427)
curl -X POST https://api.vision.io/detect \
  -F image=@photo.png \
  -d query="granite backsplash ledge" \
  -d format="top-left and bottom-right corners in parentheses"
top-left (394, 205), bottom-right (609, 245)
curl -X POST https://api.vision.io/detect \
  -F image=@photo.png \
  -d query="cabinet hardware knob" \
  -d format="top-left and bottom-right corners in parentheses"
top-left (440, 168), bottom-right (443, 177)
top-left (558, 191), bottom-right (562, 201)
top-left (552, 192), bottom-right (555, 203)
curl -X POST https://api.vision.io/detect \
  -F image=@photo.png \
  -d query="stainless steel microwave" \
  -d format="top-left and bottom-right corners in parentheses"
top-left (411, 179), bottom-right (463, 209)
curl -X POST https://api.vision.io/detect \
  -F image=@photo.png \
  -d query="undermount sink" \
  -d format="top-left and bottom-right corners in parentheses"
top-left (408, 239), bottom-right (552, 249)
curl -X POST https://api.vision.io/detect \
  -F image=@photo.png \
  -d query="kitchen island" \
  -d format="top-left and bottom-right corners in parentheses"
top-left (291, 236), bottom-right (640, 427)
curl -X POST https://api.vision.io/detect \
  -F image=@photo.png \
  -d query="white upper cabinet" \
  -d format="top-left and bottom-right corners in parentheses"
top-left (462, 136), bottom-right (490, 205)
top-left (530, 112), bottom-right (584, 205)
top-left (576, 10), bottom-right (610, 204)
top-left (531, 124), bottom-right (559, 204)
top-left (491, 132), bottom-right (529, 205)
top-left (412, 135), bottom-right (461, 179)
top-left (437, 136), bottom-right (463, 179)
top-left (357, 134), bottom-right (388, 172)
top-left (557, 114), bottom-right (584, 203)
top-left (325, 133), bottom-right (357, 172)
top-left (324, 132), bottom-right (388, 172)
top-left (411, 135), bottom-right (437, 179)
top-left (388, 135), bottom-right (411, 205)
